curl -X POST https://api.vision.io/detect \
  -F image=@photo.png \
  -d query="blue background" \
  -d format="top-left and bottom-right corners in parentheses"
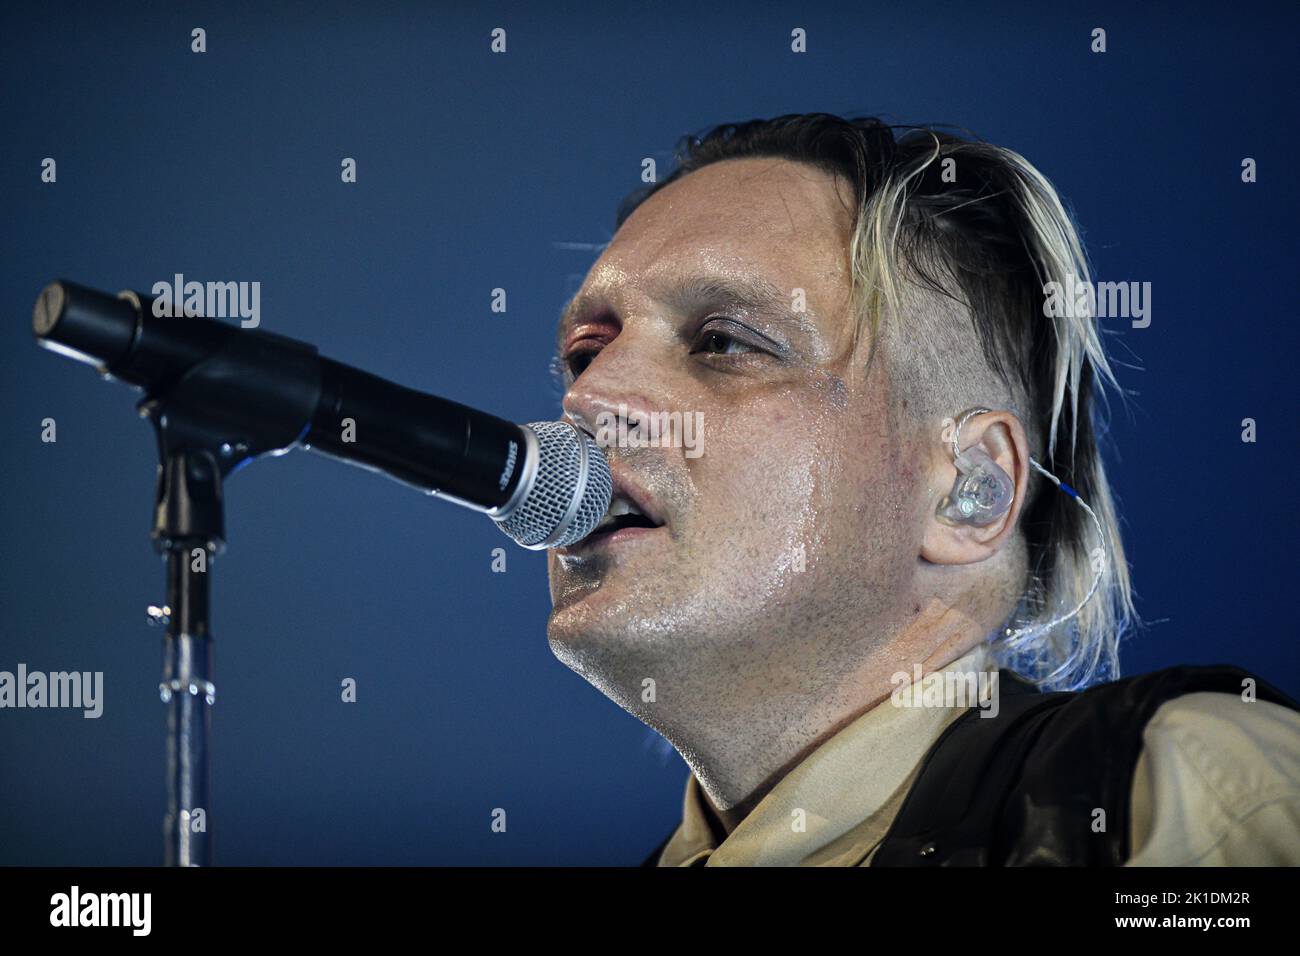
top-left (1, 1), bottom-right (1296, 865)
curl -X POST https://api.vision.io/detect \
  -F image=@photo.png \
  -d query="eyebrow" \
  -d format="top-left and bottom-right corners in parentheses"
top-left (659, 274), bottom-right (791, 316)
top-left (556, 272), bottom-right (818, 353)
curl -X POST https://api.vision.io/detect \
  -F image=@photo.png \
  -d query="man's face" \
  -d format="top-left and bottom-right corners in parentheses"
top-left (547, 158), bottom-right (925, 719)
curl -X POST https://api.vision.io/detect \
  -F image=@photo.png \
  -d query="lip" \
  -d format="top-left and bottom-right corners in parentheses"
top-left (557, 465), bottom-right (668, 556)
top-left (606, 466), bottom-right (665, 528)
top-left (561, 523), bottom-right (663, 555)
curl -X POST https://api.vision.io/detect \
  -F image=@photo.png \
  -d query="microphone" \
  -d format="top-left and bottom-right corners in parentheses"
top-left (31, 280), bottom-right (611, 550)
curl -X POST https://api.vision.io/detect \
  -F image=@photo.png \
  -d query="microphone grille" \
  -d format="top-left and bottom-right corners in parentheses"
top-left (493, 421), bottom-right (612, 549)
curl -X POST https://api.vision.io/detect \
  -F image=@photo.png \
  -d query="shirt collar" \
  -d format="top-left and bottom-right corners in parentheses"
top-left (657, 644), bottom-right (994, 866)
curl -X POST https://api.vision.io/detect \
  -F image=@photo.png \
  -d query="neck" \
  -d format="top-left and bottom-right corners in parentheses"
top-left (659, 615), bottom-right (989, 835)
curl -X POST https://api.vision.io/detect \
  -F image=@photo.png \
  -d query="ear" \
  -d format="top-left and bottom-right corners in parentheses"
top-left (920, 410), bottom-right (1030, 566)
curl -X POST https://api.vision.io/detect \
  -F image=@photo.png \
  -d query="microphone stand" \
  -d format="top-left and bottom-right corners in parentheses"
top-left (31, 281), bottom-right (546, 861)
top-left (150, 448), bottom-right (221, 867)
top-left (119, 289), bottom-right (324, 866)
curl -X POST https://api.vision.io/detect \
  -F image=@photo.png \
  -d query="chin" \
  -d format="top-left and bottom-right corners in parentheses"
top-left (545, 610), bottom-right (647, 716)
top-left (546, 586), bottom-right (685, 689)
top-left (546, 590), bottom-right (632, 663)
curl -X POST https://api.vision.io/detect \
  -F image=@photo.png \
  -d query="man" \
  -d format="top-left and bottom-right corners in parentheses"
top-left (545, 114), bottom-right (1300, 866)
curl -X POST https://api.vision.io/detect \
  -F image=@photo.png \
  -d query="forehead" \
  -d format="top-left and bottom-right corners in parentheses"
top-left (576, 158), bottom-right (856, 311)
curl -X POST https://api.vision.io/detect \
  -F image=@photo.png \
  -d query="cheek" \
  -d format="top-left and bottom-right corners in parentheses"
top-left (688, 389), bottom-right (851, 559)
top-left (837, 423), bottom-right (930, 600)
top-left (695, 384), bottom-right (920, 578)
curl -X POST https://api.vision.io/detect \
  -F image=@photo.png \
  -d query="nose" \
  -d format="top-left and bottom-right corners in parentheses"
top-left (561, 336), bottom-right (658, 442)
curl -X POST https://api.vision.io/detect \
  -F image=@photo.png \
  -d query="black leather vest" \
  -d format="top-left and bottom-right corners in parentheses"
top-left (870, 664), bottom-right (1299, 866)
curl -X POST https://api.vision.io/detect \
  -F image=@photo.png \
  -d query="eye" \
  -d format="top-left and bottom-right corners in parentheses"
top-left (564, 349), bottom-right (598, 379)
top-left (692, 322), bottom-right (760, 357)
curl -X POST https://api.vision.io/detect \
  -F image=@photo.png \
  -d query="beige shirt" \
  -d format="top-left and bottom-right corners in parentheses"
top-left (656, 650), bottom-right (1300, 867)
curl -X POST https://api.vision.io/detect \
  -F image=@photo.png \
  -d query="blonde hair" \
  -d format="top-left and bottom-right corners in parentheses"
top-left (621, 115), bottom-right (1136, 689)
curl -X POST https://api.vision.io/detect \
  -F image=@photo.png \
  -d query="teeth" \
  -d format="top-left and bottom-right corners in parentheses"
top-left (608, 497), bottom-right (644, 518)
top-left (596, 495), bottom-right (644, 531)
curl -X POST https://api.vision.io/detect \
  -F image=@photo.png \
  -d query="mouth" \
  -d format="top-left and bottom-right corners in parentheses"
top-left (561, 472), bottom-right (667, 554)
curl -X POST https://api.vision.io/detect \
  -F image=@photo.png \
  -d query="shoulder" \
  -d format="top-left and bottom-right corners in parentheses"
top-left (1127, 691), bottom-right (1300, 866)
top-left (872, 664), bottom-right (1300, 866)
